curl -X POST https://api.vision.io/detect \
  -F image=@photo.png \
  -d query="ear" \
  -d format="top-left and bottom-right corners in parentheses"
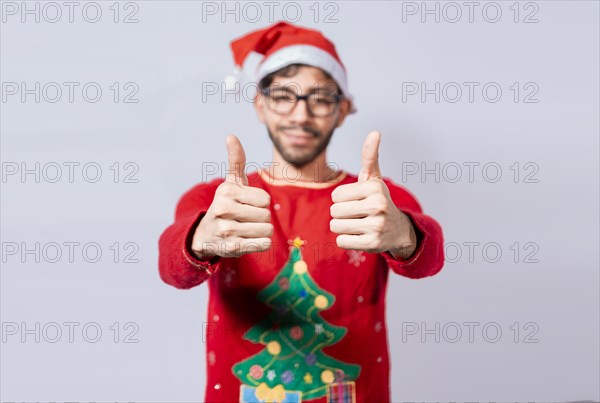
top-left (334, 98), bottom-right (352, 128)
top-left (254, 91), bottom-right (266, 124)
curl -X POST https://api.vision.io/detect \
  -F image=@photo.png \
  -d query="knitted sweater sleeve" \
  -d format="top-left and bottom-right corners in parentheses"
top-left (380, 177), bottom-right (445, 279)
top-left (158, 179), bottom-right (224, 289)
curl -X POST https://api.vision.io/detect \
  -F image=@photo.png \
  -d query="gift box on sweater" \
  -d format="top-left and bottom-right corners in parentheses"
top-left (240, 383), bottom-right (302, 403)
top-left (326, 381), bottom-right (356, 403)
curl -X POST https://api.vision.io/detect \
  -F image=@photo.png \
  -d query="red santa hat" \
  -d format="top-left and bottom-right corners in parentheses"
top-left (224, 21), bottom-right (357, 114)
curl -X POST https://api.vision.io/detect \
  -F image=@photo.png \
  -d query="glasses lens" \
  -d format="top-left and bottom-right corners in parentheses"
top-left (308, 92), bottom-right (339, 117)
top-left (266, 88), bottom-right (296, 115)
top-left (264, 88), bottom-right (340, 117)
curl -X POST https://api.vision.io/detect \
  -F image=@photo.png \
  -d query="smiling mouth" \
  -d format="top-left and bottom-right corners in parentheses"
top-left (285, 131), bottom-right (311, 138)
top-left (282, 129), bottom-right (315, 145)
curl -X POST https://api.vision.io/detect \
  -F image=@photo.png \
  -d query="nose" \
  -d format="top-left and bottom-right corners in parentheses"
top-left (288, 98), bottom-right (312, 123)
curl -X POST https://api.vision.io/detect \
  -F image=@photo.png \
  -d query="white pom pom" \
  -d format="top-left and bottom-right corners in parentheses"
top-left (224, 67), bottom-right (243, 92)
top-left (224, 74), bottom-right (238, 91)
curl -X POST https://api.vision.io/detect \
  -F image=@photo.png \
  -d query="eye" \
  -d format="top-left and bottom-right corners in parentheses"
top-left (311, 93), bottom-right (338, 103)
top-left (277, 94), bottom-right (295, 101)
top-left (270, 90), bottom-right (296, 102)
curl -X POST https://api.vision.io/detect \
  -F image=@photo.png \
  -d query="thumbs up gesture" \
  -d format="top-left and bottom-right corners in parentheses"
top-left (330, 131), bottom-right (418, 259)
top-left (191, 135), bottom-right (274, 259)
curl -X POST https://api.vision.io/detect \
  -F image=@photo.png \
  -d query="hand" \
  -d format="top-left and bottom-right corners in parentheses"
top-left (329, 131), bottom-right (417, 258)
top-left (191, 135), bottom-right (274, 259)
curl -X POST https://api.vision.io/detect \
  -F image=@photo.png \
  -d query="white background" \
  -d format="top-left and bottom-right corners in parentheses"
top-left (1, 1), bottom-right (599, 401)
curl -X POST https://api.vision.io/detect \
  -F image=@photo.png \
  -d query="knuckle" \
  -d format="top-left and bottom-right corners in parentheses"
top-left (218, 182), bottom-right (237, 198)
top-left (372, 217), bottom-right (385, 233)
top-left (211, 201), bottom-right (230, 218)
top-left (367, 205), bottom-right (379, 216)
top-left (212, 205), bottom-right (225, 218)
top-left (215, 221), bottom-right (234, 238)
top-left (372, 198), bottom-right (387, 215)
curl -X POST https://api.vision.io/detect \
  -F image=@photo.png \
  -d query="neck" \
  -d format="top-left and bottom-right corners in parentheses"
top-left (261, 148), bottom-right (344, 186)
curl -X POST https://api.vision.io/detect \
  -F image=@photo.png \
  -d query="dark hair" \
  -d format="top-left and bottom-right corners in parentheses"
top-left (258, 63), bottom-right (341, 95)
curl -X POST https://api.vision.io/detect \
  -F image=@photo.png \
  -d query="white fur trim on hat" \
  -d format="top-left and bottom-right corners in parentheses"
top-left (255, 44), bottom-right (356, 114)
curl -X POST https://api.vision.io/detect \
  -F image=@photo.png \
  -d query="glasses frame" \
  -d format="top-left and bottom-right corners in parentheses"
top-left (260, 87), bottom-right (343, 118)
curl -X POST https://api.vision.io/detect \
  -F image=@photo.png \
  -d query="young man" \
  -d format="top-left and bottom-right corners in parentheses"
top-left (158, 21), bottom-right (445, 403)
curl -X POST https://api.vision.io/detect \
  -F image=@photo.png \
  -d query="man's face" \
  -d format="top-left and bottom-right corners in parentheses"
top-left (254, 66), bottom-right (352, 168)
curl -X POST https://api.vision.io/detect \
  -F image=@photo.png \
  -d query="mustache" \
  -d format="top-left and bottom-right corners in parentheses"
top-left (280, 126), bottom-right (320, 138)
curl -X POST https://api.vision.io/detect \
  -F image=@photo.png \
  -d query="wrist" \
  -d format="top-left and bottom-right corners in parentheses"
top-left (388, 213), bottom-right (418, 260)
top-left (192, 244), bottom-right (218, 260)
top-left (190, 214), bottom-right (218, 260)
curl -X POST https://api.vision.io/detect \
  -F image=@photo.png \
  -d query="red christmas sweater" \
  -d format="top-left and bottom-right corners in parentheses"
top-left (158, 170), bottom-right (445, 403)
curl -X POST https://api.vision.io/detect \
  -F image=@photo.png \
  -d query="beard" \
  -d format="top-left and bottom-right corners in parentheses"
top-left (267, 125), bottom-right (335, 168)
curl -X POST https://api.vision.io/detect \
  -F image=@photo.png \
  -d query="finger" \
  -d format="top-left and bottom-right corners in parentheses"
top-left (358, 130), bottom-right (382, 182)
top-left (234, 187), bottom-right (271, 208)
top-left (329, 218), bottom-right (370, 235)
top-left (227, 203), bottom-right (271, 223)
top-left (231, 222), bottom-right (274, 238)
top-left (236, 238), bottom-right (273, 254)
top-left (331, 181), bottom-right (375, 203)
top-left (330, 200), bottom-right (370, 219)
top-left (218, 238), bottom-right (272, 256)
top-left (225, 134), bottom-right (248, 186)
top-left (336, 234), bottom-right (373, 251)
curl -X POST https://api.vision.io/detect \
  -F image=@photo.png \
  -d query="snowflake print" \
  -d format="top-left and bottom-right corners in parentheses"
top-left (347, 250), bottom-right (366, 267)
top-left (267, 369), bottom-right (276, 381)
top-left (223, 266), bottom-right (236, 287)
top-left (208, 351), bottom-right (216, 366)
top-left (374, 321), bottom-right (383, 333)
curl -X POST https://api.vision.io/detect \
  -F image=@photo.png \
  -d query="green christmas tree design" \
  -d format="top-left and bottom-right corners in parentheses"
top-left (232, 237), bottom-right (361, 400)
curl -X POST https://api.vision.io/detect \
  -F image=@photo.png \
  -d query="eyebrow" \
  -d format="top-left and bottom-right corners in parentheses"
top-left (269, 86), bottom-right (339, 95)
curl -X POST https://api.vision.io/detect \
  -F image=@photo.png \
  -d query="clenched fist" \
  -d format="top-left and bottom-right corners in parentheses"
top-left (191, 135), bottom-right (274, 259)
top-left (329, 131), bottom-right (418, 259)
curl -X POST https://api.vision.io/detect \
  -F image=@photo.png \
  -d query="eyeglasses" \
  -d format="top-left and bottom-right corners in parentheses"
top-left (260, 87), bottom-right (342, 117)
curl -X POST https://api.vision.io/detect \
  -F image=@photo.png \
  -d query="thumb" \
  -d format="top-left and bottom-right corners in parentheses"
top-left (358, 130), bottom-right (382, 182)
top-left (225, 134), bottom-right (248, 186)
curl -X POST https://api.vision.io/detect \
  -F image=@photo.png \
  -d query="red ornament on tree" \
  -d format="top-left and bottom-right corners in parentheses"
top-left (289, 326), bottom-right (303, 340)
